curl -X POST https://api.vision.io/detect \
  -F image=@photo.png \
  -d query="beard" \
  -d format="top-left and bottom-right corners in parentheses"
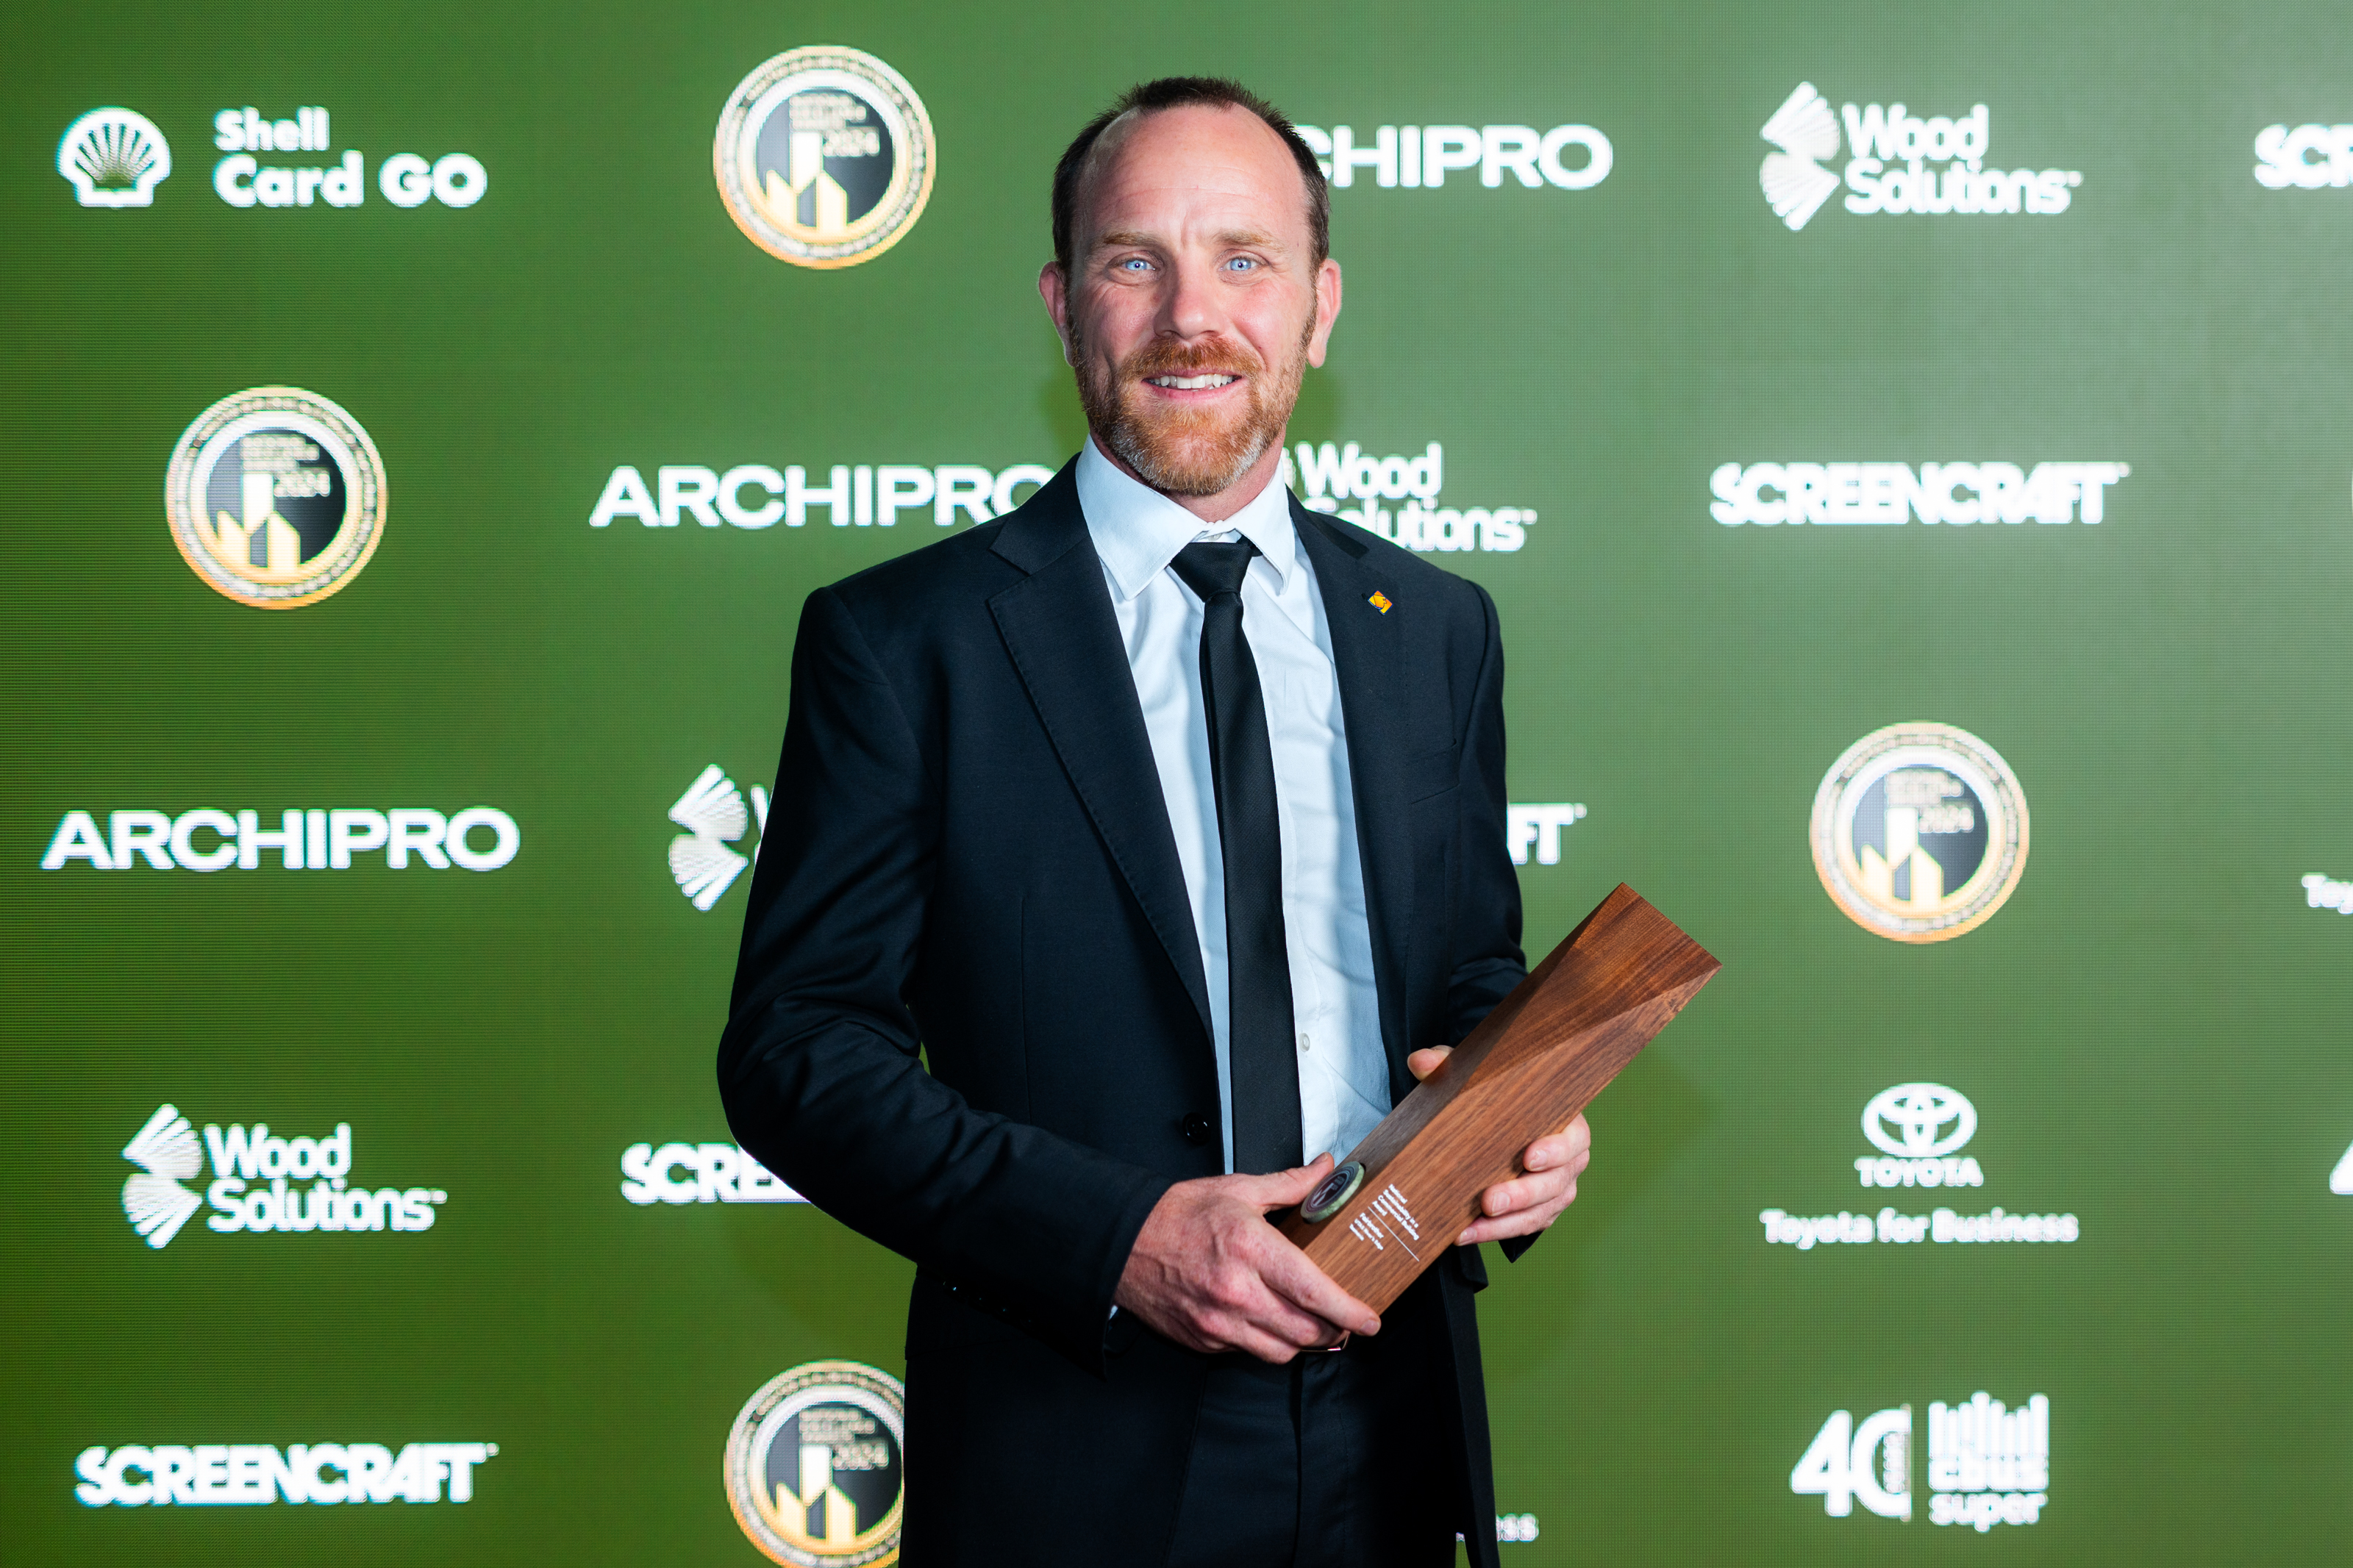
top-left (1073, 311), bottom-right (1314, 498)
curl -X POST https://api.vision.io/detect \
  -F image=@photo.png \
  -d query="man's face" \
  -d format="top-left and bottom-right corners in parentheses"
top-left (1041, 104), bottom-right (1342, 499)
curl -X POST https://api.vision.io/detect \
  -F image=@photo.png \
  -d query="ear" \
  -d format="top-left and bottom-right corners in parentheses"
top-left (1305, 257), bottom-right (1343, 370)
top-left (1038, 262), bottom-right (1076, 365)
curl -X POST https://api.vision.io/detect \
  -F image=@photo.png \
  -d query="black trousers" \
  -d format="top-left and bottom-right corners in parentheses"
top-left (1165, 1271), bottom-right (1462, 1568)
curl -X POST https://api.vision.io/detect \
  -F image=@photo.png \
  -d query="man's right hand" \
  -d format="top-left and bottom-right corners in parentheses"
top-left (1113, 1153), bottom-right (1382, 1362)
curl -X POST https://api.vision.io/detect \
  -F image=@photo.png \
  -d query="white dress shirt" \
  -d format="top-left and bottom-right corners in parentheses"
top-left (1075, 437), bottom-right (1390, 1173)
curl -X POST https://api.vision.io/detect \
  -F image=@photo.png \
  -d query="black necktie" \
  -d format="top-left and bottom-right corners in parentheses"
top-left (1168, 540), bottom-right (1303, 1175)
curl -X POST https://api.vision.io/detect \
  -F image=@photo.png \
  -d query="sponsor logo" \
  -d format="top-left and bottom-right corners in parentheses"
top-left (60, 108), bottom-right (171, 207)
top-left (1493, 1514), bottom-right (1540, 1544)
top-left (1507, 803), bottom-right (1586, 865)
top-left (715, 47), bottom-right (935, 268)
top-left (1793, 1393), bottom-right (2049, 1532)
top-left (2254, 125), bottom-right (2353, 190)
top-left (76, 1442), bottom-right (495, 1507)
top-left (671, 765), bottom-right (769, 909)
top-left (621, 1141), bottom-right (805, 1203)
top-left (727, 1361), bottom-right (905, 1567)
top-left (2332, 1138), bottom-right (2353, 1195)
top-left (210, 106), bottom-right (485, 210)
top-left (1294, 123), bottom-right (1610, 190)
top-left (119, 1104), bottom-right (447, 1249)
top-left (2300, 872), bottom-right (2353, 913)
top-left (167, 387), bottom-right (385, 607)
top-left (1285, 441), bottom-right (1535, 553)
top-left (1758, 1082), bottom-right (2079, 1252)
top-left (1710, 461), bottom-right (2126, 527)
top-left (1760, 82), bottom-right (2080, 232)
top-left (590, 462), bottom-right (1052, 529)
top-left (41, 806), bottom-right (520, 873)
top-left (1812, 723), bottom-right (2027, 942)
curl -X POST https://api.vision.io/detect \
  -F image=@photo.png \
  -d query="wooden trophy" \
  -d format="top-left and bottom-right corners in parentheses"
top-left (1277, 884), bottom-right (1719, 1314)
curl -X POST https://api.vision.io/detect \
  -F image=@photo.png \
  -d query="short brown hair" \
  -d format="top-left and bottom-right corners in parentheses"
top-left (1051, 76), bottom-right (1330, 276)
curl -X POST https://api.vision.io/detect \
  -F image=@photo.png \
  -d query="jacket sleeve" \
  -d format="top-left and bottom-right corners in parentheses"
top-left (717, 586), bottom-right (1174, 1372)
top-left (1444, 580), bottom-right (1543, 1265)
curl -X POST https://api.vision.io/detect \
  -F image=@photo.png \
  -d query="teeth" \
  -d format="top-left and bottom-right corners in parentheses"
top-left (1148, 374), bottom-right (1237, 390)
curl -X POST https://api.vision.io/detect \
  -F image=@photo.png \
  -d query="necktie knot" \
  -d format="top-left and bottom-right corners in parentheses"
top-left (1171, 540), bottom-right (1257, 604)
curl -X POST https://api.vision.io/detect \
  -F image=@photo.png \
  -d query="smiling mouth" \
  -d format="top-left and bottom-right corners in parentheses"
top-left (1144, 373), bottom-right (1239, 390)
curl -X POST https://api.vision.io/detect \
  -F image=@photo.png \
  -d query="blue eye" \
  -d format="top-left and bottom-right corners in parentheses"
top-left (1118, 257), bottom-right (1152, 273)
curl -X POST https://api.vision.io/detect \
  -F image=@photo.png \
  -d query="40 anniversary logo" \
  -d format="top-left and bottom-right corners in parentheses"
top-left (167, 387), bottom-right (386, 607)
top-left (716, 47), bottom-right (935, 268)
top-left (1813, 723), bottom-right (2027, 942)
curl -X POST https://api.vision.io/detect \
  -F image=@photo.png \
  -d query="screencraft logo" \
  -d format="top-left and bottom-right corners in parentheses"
top-left (1812, 723), bottom-right (2027, 942)
top-left (1792, 1392), bottom-right (2051, 1531)
top-left (119, 1104), bottom-right (447, 1250)
top-left (76, 1440), bottom-right (495, 1508)
top-left (590, 461), bottom-right (1054, 529)
top-left (41, 805), bottom-right (520, 873)
top-left (715, 46), bottom-right (935, 268)
top-left (2254, 124), bottom-right (2353, 190)
top-left (727, 1361), bottom-right (905, 1567)
top-left (1285, 441), bottom-right (1535, 553)
top-left (166, 387), bottom-right (385, 607)
top-left (59, 108), bottom-right (171, 207)
top-left (210, 106), bottom-right (485, 210)
top-left (622, 1140), bottom-right (806, 1203)
top-left (1760, 82), bottom-right (2081, 232)
top-left (1758, 1083), bottom-right (2081, 1251)
top-left (1710, 460), bottom-right (2126, 528)
top-left (1292, 121), bottom-right (1610, 191)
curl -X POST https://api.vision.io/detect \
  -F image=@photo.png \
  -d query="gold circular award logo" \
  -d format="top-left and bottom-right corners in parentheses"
top-left (715, 47), bottom-right (935, 268)
top-left (726, 1361), bottom-right (905, 1567)
top-left (165, 387), bottom-right (385, 608)
top-left (1811, 722), bottom-right (2028, 942)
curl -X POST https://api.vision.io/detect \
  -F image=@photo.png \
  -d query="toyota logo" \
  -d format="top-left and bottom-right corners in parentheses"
top-left (1862, 1083), bottom-right (1976, 1158)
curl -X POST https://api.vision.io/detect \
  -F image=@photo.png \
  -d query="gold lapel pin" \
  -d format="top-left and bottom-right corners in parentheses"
top-left (1368, 590), bottom-right (1393, 615)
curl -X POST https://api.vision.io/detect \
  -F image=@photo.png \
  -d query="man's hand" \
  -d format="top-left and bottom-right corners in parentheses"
top-left (1114, 1155), bottom-right (1382, 1362)
top-left (1407, 1045), bottom-right (1593, 1245)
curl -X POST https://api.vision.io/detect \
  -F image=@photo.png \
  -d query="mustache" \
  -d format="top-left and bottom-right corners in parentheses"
top-left (1118, 337), bottom-right (1264, 381)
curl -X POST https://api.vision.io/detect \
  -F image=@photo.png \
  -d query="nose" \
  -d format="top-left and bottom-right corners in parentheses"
top-left (1154, 250), bottom-right (1224, 341)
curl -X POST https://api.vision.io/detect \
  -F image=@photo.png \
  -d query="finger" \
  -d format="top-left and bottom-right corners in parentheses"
top-left (1459, 1202), bottom-right (1566, 1245)
top-left (1242, 1153), bottom-right (1335, 1209)
top-left (1479, 1167), bottom-right (1573, 1219)
top-left (1260, 1239), bottom-right (1382, 1336)
top-left (1406, 1045), bottom-right (1452, 1081)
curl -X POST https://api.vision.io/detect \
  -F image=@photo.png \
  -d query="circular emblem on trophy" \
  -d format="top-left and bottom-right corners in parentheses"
top-left (1301, 1159), bottom-right (1366, 1223)
top-left (726, 1360), bottom-right (906, 1567)
top-left (165, 387), bottom-right (386, 609)
top-left (1811, 723), bottom-right (2027, 942)
top-left (714, 46), bottom-right (935, 268)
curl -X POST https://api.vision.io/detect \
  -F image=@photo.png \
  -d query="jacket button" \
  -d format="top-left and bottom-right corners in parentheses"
top-left (1179, 1112), bottom-right (1212, 1146)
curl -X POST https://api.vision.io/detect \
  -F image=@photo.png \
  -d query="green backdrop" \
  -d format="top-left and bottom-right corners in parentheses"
top-left (7, 1), bottom-right (2352, 1561)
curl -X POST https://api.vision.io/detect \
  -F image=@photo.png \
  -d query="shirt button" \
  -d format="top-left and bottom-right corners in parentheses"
top-left (1179, 1112), bottom-right (1213, 1146)
top-left (1299, 1032), bottom-right (1313, 1053)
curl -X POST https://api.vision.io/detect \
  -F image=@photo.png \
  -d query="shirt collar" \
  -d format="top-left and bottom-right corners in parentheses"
top-left (1076, 436), bottom-right (1299, 602)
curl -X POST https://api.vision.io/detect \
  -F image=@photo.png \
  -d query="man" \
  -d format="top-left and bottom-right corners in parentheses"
top-left (720, 76), bottom-right (1591, 1567)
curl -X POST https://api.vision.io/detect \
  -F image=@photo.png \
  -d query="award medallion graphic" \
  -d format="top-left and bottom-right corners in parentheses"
top-left (715, 46), bottom-right (935, 268)
top-left (1813, 723), bottom-right (2027, 942)
top-left (166, 387), bottom-right (386, 608)
top-left (726, 1361), bottom-right (905, 1566)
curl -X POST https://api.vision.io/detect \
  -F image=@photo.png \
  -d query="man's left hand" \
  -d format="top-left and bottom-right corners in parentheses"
top-left (1405, 1045), bottom-right (1593, 1245)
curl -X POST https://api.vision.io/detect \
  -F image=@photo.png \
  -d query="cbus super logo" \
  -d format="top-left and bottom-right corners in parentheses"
top-left (1793, 1392), bottom-right (2051, 1532)
top-left (119, 1105), bottom-right (446, 1250)
top-left (1760, 82), bottom-right (2082, 232)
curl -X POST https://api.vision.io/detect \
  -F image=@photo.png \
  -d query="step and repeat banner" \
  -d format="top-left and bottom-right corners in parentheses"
top-left (6, 1), bottom-right (2352, 1563)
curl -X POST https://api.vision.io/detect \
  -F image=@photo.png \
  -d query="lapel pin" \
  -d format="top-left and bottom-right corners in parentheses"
top-left (1368, 590), bottom-right (1393, 615)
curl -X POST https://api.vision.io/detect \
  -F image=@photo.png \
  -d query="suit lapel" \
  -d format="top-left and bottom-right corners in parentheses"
top-left (990, 466), bottom-right (1213, 1042)
top-left (1291, 501), bottom-right (1416, 1081)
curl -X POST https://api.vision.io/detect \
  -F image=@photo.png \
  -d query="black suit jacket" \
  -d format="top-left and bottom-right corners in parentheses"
top-left (719, 460), bottom-right (1529, 1566)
